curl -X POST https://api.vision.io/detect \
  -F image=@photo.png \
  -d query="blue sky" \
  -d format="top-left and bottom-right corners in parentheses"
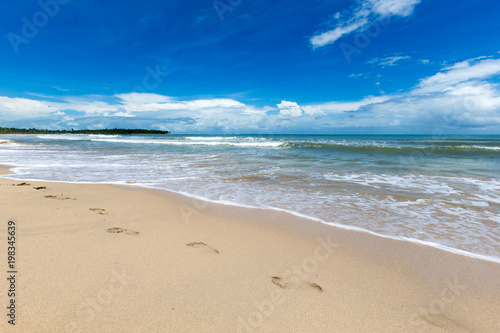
top-left (1, 0), bottom-right (500, 134)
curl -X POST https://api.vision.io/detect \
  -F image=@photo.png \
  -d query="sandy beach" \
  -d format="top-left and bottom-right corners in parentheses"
top-left (1, 165), bottom-right (499, 332)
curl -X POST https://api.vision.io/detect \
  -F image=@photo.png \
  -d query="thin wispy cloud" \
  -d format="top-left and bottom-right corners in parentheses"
top-left (310, 18), bottom-right (368, 49)
top-left (310, 0), bottom-right (421, 48)
top-left (367, 55), bottom-right (412, 67)
top-left (51, 86), bottom-right (72, 92)
top-left (414, 57), bottom-right (500, 94)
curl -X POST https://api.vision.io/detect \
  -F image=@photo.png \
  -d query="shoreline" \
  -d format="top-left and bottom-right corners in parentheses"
top-left (1, 165), bottom-right (500, 332)
top-left (3, 163), bottom-right (500, 265)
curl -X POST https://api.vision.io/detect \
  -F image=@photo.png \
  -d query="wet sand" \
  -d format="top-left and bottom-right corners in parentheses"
top-left (0, 166), bottom-right (499, 332)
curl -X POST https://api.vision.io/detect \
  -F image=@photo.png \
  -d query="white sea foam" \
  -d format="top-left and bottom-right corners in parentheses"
top-left (88, 134), bottom-right (119, 137)
top-left (1, 134), bottom-right (499, 261)
top-left (37, 134), bottom-right (88, 140)
top-left (90, 138), bottom-right (283, 147)
top-left (323, 172), bottom-right (459, 195)
top-left (459, 145), bottom-right (500, 151)
top-left (0, 139), bottom-right (24, 146)
top-left (184, 136), bottom-right (242, 141)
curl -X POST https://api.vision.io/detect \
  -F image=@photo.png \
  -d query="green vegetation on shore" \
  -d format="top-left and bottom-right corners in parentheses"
top-left (0, 127), bottom-right (170, 135)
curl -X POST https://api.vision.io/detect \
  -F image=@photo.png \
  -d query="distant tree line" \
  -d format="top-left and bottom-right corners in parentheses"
top-left (0, 127), bottom-right (170, 135)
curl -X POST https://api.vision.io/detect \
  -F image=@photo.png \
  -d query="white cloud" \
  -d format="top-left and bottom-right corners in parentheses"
top-left (391, 119), bottom-right (400, 126)
top-left (302, 106), bottom-right (325, 116)
top-left (310, 18), bottom-right (368, 48)
top-left (277, 101), bottom-right (303, 117)
top-left (51, 86), bottom-right (72, 92)
top-left (414, 58), bottom-right (500, 94)
top-left (115, 93), bottom-right (173, 105)
top-left (311, 95), bottom-right (391, 113)
top-left (310, 0), bottom-right (421, 48)
top-left (279, 56), bottom-right (500, 131)
top-left (0, 96), bottom-right (59, 120)
top-left (57, 99), bottom-right (118, 115)
top-left (111, 112), bottom-right (136, 118)
top-left (115, 93), bottom-right (245, 113)
top-left (369, 82), bottom-right (500, 128)
top-left (349, 73), bottom-right (366, 78)
top-left (367, 0), bottom-right (421, 17)
top-left (363, 57), bottom-right (500, 129)
top-left (2, 56), bottom-right (500, 133)
top-left (367, 55), bottom-right (411, 67)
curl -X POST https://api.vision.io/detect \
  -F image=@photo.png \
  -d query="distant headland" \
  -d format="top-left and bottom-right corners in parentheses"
top-left (0, 127), bottom-right (170, 135)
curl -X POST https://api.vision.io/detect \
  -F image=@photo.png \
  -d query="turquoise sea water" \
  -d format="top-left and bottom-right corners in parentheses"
top-left (1, 134), bottom-right (499, 260)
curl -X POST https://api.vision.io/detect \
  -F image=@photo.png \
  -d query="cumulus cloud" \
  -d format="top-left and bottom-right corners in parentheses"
top-left (361, 57), bottom-right (500, 129)
top-left (0, 96), bottom-right (59, 120)
top-left (271, 56), bottom-right (500, 131)
top-left (310, 0), bottom-right (421, 48)
top-left (277, 101), bottom-right (303, 117)
top-left (369, 82), bottom-right (500, 128)
top-left (2, 56), bottom-right (500, 133)
top-left (0, 93), bottom-right (273, 133)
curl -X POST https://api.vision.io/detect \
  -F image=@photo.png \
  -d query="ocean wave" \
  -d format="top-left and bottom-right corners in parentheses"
top-left (459, 145), bottom-right (500, 151)
top-left (0, 139), bottom-right (24, 147)
top-left (282, 141), bottom-right (500, 154)
top-left (88, 134), bottom-right (119, 138)
top-left (323, 172), bottom-right (460, 195)
top-left (90, 138), bottom-right (283, 147)
top-left (37, 134), bottom-right (90, 141)
top-left (28, 135), bottom-right (500, 153)
top-left (183, 136), bottom-right (244, 141)
top-left (2, 134), bottom-right (500, 260)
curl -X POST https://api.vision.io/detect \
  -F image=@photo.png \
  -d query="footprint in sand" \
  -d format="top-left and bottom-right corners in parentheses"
top-left (106, 227), bottom-right (139, 236)
top-left (14, 182), bottom-right (30, 186)
top-left (271, 276), bottom-right (323, 293)
top-left (33, 186), bottom-right (46, 190)
top-left (45, 194), bottom-right (75, 200)
top-left (89, 208), bottom-right (108, 215)
top-left (420, 312), bottom-right (472, 333)
top-left (186, 242), bottom-right (219, 254)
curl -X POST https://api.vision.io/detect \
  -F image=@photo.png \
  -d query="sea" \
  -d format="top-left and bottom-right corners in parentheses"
top-left (1, 134), bottom-right (499, 262)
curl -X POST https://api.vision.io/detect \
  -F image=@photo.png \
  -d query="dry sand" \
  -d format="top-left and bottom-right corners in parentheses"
top-left (0, 166), bottom-right (499, 332)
